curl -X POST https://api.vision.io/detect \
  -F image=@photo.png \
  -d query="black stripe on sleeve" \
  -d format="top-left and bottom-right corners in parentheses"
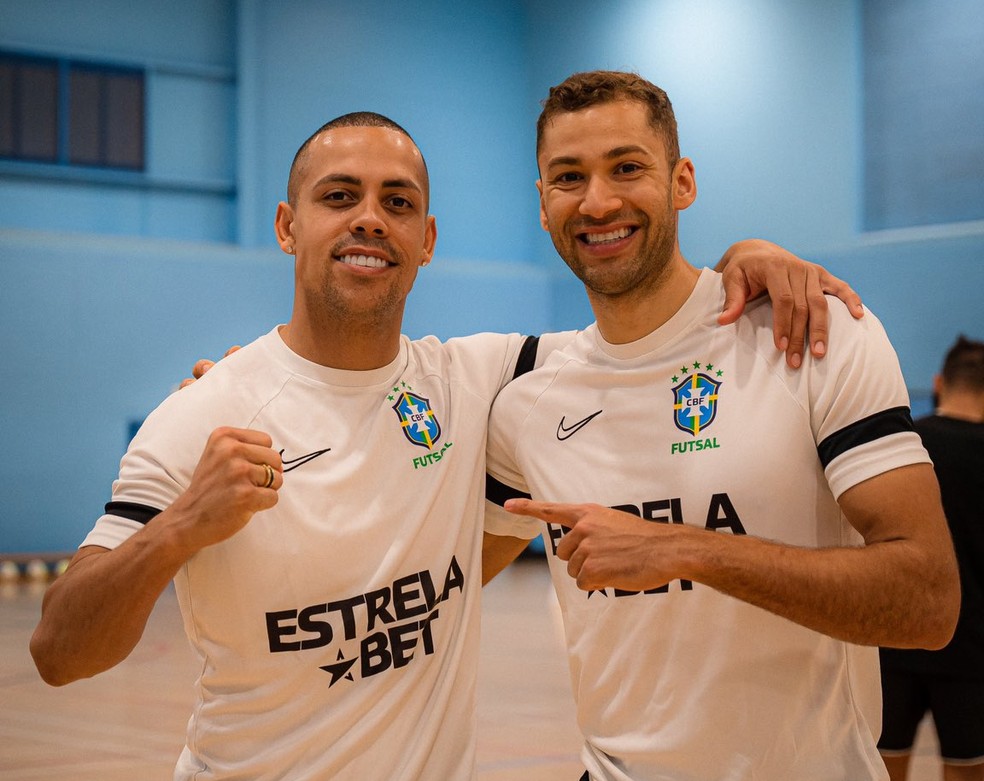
top-left (485, 474), bottom-right (532, 507)
top-left (512, 335), bottom-right (541, 380)
top-left (816, 405), bottom-right (915, 468)
top-left (104, 501), bottom-right (162, 526)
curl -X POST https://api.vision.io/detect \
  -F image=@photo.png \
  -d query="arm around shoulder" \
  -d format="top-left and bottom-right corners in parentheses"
top-left (716, 239), bottom-right (864, 368)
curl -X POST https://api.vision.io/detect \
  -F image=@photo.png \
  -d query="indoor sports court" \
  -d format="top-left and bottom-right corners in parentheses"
top-left (0, 558), bottom-right (946, 780)
top-left (2, 1), bottom-right (982, 779)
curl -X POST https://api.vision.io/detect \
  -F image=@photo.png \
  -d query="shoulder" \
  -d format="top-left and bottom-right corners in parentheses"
top-left (740, 293), bottom-right (891, 362)
top-left (408, 332), bottom-right (537, 399)
top-left (409, 331), bottom-right (520, 360)
top-left (491, 330), bottom-right (589, 414)
top-left (139, 332), bottom-right (281, 436)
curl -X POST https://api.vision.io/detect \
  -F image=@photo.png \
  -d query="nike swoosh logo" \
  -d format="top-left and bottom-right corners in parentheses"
top-left (556, 410), bottom-right (603, 441)
top-left (279, 448), bottom-right (331, 473)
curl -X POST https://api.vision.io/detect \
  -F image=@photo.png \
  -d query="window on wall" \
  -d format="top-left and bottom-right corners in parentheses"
top-left (0, 52), bottom-right (145, 171)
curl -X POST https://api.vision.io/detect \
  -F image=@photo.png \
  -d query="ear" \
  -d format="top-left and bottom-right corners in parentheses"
top-left (420, 215), bottom-right (438, 266)
top-left (275, 202), bottom-right (296, 254)
top-left (536, 179), bottom-right (549, 232)
top-left (933, 374), bottom-right (944, 396)
top-left (671, 157), bottom-right (697, 211)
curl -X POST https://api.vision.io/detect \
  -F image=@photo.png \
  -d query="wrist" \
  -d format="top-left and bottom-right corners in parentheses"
top-left (149, 495), bottom-right (208, 563)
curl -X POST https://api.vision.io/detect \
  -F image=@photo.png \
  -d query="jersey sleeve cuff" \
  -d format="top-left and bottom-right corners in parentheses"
top-left (484, 500), bottom-right (541, 540)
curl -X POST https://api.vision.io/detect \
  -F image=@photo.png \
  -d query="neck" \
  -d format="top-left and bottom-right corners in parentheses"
top-left (591, 257), bottom-right (700, 345)
top-left (936, 404), bottom-right (984, 423)
top-left (936, 393), bottom-right (984, 423)
top-left (280, 310), bottom-right (403, 370)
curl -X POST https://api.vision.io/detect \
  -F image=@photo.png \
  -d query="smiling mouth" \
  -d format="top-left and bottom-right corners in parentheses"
top-left (579, 226), bottom-right (635, 245)
top-left (336, 254), bottom-right (391, 269)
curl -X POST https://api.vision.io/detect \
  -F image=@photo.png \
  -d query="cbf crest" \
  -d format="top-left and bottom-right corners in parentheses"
top-left (392, 390), bottom-right (442, 449)
top-left (671, 363), bottom-right (722, 437)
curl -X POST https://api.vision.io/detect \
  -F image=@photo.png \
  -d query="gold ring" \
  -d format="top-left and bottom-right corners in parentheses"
top-left (262, 463), bottom-right (275, 489)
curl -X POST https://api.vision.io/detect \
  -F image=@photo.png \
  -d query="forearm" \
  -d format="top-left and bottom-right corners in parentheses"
top-left (510, 471), bottom-right (957, 649)
top-left (482, 532), bottom-right (530, 585)
top-left (30, 515), bottom-right (194, 685)
top-left (31, 426), bottom-right (281, 685)
top-left (680, 529), bottom-right (957, 649)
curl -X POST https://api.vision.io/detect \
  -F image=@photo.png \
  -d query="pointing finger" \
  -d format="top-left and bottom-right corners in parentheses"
top-left (504, 499), bottom-right (586, 528)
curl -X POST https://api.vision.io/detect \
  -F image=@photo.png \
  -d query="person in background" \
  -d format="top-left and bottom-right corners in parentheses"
top-left (879, 335), bottom-right (984, 781)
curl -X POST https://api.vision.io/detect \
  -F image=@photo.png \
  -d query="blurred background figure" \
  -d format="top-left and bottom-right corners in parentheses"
top-left (879, 335), bottom-right (984, 781)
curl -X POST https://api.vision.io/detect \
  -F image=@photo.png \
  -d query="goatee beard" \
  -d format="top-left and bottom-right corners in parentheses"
top-left (555, 218), bottom-right (676, 300)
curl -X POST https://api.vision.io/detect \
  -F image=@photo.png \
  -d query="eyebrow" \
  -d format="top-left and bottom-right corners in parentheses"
top-left (544, 144), bottom-right (653, 171)
top-left (312, 173), bottom-right (423, 194)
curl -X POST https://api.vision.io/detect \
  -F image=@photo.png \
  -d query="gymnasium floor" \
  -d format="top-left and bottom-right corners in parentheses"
top-left (1, 558), bottom-right (941, 780)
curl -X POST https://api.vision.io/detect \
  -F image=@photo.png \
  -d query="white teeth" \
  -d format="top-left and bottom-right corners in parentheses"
top-left (339, 254), bottom-right (388, 268)
top-left (584, 227), bottom-right (631, 244)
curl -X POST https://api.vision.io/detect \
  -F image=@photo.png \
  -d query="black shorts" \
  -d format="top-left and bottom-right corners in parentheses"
top-left (879, 666), bottom-right (984, 763)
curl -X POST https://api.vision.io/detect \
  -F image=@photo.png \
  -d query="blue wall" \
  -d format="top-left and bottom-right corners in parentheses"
top-left (862, 0), bottom-right (984, 230)
top-left (0, 228), bottom-right (551, 552)
top-left (237, 0), bottom-right (539, 262)
top-left (525, 0), bottom-right (862, 261)
top-left (1, 0), bottom-right (981, 553)
top-left (529, 0), bottom-right (983, 397)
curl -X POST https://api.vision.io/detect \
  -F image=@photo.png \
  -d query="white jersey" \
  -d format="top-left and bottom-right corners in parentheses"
top-left (485, 269), bottom-right (929, 781)
top-left (84, 327), bottom-right (535, 781)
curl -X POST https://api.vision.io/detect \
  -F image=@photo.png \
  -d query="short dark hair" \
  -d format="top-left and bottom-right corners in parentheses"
top-left (940, 335), bottom-right (984, 392)
top-left (286, 111), bottom-right (428, 207)
top-left (536, 71), bottom-right (680, 163)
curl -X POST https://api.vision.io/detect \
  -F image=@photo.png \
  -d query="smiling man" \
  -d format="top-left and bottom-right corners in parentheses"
top-left (31, 114), bottom-right (543, 780)
top-left (32, 109), bottom-right (866, 780)
top-left (484, 71), bottom-right (960, 781)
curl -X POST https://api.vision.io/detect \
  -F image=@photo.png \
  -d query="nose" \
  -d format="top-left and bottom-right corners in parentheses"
top-left (579, 177), bottom-right (622, 219)
top-left (349, 199), bottom-right (387, 237)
